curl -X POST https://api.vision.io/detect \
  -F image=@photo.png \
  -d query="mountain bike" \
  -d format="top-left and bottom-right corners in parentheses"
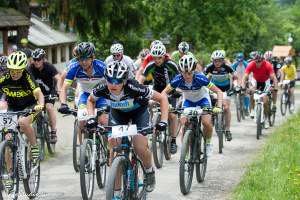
top-left (35, 94), bottom-right (57, 161)
top-left (80, 108), bottom-right (109, 200)
top-left (0, 109), bottom-right (40, 200)
top-left (106, 125), bottom-right (153, 200)
top-left (177, 107), bottom-right (208, 195)
top-left (228, 86), bottom-right (246, 122)
top-left (280, 80), bottom-right (294, 115)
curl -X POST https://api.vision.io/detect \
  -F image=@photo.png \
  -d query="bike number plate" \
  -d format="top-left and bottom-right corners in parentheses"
top-left (283, 80), bottom-right (290, 85)
top-left (0, 114), bottom-right (18, 129)
top-left (111, 125), bottom-right (138, 138)
top-left (77, 108), bottom-right (97, 121)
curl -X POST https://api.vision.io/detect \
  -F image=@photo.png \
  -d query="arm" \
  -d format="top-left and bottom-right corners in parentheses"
top-left (151, 91), bottom-right (169, 122)
top-left (87, 95), bottom-right (96, 116)
top-left (54, 73), bottom-right (62, 93)
top-left (33, 88), bottom-right (44, 106)
top-left (137, 74), bottom-right (146, 84)
top-left (208, 84), bottom-right (223, 108)
top-left (241, 73), bottom-right (249, 89)
top-left (270, 73), bottom-right (278, 90)
top-left (279, 68), bottom-right (284, 83)
top-left (58, 70), bottom-right (67, 92)
top-left (59, 82), bottom-right (70, 104)
top-left (294, 66), bottom-right (298, 80)
top-left (161, 84), bottom-right (173, 96)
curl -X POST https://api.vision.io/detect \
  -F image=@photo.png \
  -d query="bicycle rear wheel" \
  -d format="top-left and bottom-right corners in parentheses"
top-left (179, 130), bottom-right (194, 195)
top-left (23, 145), bottom-right (40, 199)
top-left (95, 136), bottom-right (107, 189)
top-left (256, 104), bottom-right (262, 140)
top-left (268, 100), bottom-right (275, 127)
top-left (44, 120), bottom-right (55, 155)
top-left (73, 119), bottom-right (80, 172)
top-left (235, 94), bottom-right (241, 122)
top-left (196, 132), bottom-right (207, 183)
top-left (280, 93), bottom-right (287, 116)
top-left (106, 156), bottom-right (130, 200)
top-left (163, 128), bottom-right (171, 161)
top-left (216, 113), bottom-right (224, 154)
top-left (288, 93), bottom-right (295, 114)
top-left (80, 139), bottom-right (95, 200)
top-left (152, 113), bottom-right (164, 168)
top-left (0, 140), bottom-right (19, 200)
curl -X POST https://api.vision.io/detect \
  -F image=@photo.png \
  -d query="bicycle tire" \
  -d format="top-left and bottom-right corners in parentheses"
top-left (256, 104), bottom-right (262, 140)
top-left (34, 121), bottom-right (45, 161)
top-left (268, 100), bottom-right (275, 127)
top-left (23, 145), bottom-right (40, 199)
top-left (106, 156), bottom-right (130, 200)
top-left (235, 94), bottom-right (241, 122)
top-left (179, 130), bottom-right (194, 195)
top-left (44, 120), bottom-right (55, 155)
top-left (73, 119), bottom-right (79, 172)
top-left (288, 93), bottom-right (295, 114)
top-left (152, 113), bottom-right (164, 169)
top-left (95, 136), bottom-right (107, 189)
top-left (196, 133), bottom-right (207, 183)
top-left (240, 94), bottom-right (246, 120)
top-left (280, 93), bottom-right (287, 116)
top-left (216, 113), bottom-right (223, 154)
top-left (163, 128), bottom-right (171, 161)
top-left (80, 139), bottom-right (95, 200)
top-left (0, 140), bottom-right (19, 200)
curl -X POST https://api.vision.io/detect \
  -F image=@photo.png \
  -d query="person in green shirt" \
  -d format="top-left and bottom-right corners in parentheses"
top-left (171, 41), bottom-right (193, 64)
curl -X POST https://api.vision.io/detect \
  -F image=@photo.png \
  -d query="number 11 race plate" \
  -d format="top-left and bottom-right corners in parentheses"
top-left (111, 125), bottom-right (138, 138)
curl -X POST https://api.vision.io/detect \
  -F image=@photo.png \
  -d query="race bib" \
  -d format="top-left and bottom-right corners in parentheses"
top-left (111, 124), bottom-right (138, 138)
top-left (77, 108), bottom-right (97, 121)
top-left (0, 114), bottom-right (18, 130)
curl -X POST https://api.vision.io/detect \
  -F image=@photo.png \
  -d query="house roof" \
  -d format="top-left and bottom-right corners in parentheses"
top-left (28, 15), bottom-right (77, 47)
top-left (272, 45), bottom-right (295, 57)
top-left (0, 7), bottom-right (30, 28)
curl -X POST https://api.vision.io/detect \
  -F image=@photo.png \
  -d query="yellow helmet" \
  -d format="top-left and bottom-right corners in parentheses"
top-left (7, 51), bottom-right (28, 70)
top-left (20, 38), bottom-right (28, 45)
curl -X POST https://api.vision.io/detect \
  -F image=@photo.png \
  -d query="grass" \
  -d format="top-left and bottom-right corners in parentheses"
top-left (231, 111), bottom-right (300, 200)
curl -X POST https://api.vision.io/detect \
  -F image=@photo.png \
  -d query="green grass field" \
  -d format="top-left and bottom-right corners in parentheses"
top-left (231, 112), bottom-right (300, 200)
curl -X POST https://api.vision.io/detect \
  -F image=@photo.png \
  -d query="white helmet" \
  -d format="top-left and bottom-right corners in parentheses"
top-left (284, 56), bottom-right (292, 64)
top-left (110, 43), bottom-right (124, 54)
top-left (105, 61), bottom-right (128, 81)
top-left (178, 54), bottom-right (197, 73)
top-left (264, 51), bottom-right (273, 60)
top-left (150, 44), bottom-right (166, 57)
top-left (211, 50), bottom-right (225, 61)
top-left (150, 40), bottom-right (163, 49)
top-left (178, 42), bottom-right (189, 53)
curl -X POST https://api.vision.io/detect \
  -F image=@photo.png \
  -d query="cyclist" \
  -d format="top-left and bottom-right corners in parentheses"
top-left (171, 41), bottom-right (193, 64)
top-left (28, 48), bottom-right (62, 143)
top-left (138, 43), bottom-right (180, 154)
top-left (264, 51), bottom-right (282, 82)
top-left (241, 51), bottom-right (278, 128)
top-left (231, 52), bottom-right (250, 115)
top-left (247, 51), bottom-right (257, 63)
top-left (162, 55), bottom-right (223, 156)
top-left (105, 43), bottom-right (135, 78)
top-left (279, 56), bottom-right (297, 111)
top-left (58, 42), bottom-right (108, 140)
top-left (0, 51), bottom-right (44, 164)
top-left (86, 61), bottom-right (169, 195)
top-left (19, 38), bottom-right (32, 61)
top-left (205, 50), bottom-right (238, 141)
top-left (134, 48), bottom-right (150, 80)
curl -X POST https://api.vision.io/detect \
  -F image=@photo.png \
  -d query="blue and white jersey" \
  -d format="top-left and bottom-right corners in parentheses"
top-left (65, 59), bottom-right (106, 93)
top-left (170, 73), bottom-right (212, 102)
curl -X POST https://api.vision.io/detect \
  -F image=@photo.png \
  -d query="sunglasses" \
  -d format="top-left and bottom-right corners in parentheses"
top-left (106, 77), bottom-right (123, 85)
top-left (213, 59), bottom-right (223, 63)
top-left (77, 56), bottom-right (92, 61)
top-left (33, 58), bottom-right (42, 62)
top-left (113, 54), bottom-right (122, 58)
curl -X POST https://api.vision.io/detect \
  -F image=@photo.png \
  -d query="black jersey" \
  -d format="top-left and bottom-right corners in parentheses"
top-left (0, 70), bottom-right (39, 111)
top-left (28, 62), bottom-right (58, 95)
top-left (92, 79), bottom-right (153, 112)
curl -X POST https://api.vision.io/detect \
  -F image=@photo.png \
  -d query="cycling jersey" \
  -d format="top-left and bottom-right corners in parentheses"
top-left (0, 70), bottom-right (40, 111)
top-left (245, 60), bottom-right (274, 82)
top-left (143, 60), bottom-right (179, 92)
top-left (105, 55), bottom-right (135, 78)
top-left (65, 59), bottom-right (106, 93)
top-left (169, 73), bottom-right (213, 107)
top-left (141, 54), bottom-right (171, 69)
top-left (28, 62), bottom-right (58, 95)
top-left (205, 63), bottom-right (234, 92)
top-left (281, 64), bottom-right (296, 81)
top-left (91, 79), bottom-right (153, 112)
top-left (171, 51), bottom-right (193, 64)
top-left (65, 58), bottom-right (78, 71)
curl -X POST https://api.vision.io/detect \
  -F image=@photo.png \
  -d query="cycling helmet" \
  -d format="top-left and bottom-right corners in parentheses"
top-left (105, 61), bottom-right (128, 81)
top-left (32, 48), bottom-right (46, 60)
top-left (249, 51), bottom-right (257, 59)
top-left (138, 48), bottom-right (150, 59)
top-left (150, 43), bottom-right (166, 57)
top-left (284, 56), bottom-right (292, 64)
top-left (211, 50), bottom-right (225, 60)
top-left (7, 51), bottom-right (28, 70)
top-left (178, 41), bottom-right (189, 54)
top-left (150, 40), bottom-right (163, 49)
top-left (110, 43), bottom-right (124, 54)
top-left (0, 56), bottom-right (8, 67)
top-left (178, 54), bottom-right (197, 73)
top-left (254, 51), bottom-right (264, 61)
top-left (264, 51), bottom-right (273, 61)
top-left (76, 42), bottom-right (96, 58)
top-left (236, 52), bottom-right (244, 62)
top-left (72, 45), bottom-right (80, 58)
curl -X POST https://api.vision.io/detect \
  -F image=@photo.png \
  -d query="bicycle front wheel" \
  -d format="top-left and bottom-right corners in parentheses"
top-left (216, 113), bottom-right (224, 154)
top-left (256, 104), bottom-right (262, 140)
top-left (80, 139), bottom-right (95, 200)
top-left (235, 94), bottom-right (241, 122)
top-left (179, 130), bottom-right (194, 195)
top-left (44, 120), bottom-right (55, 155)
top-left (95, 136), bottom-right (107, 189)
top-left (0, 140), bottom-right (19, 200)
top-left (280, 93), bottom-right (287, 116)
top-left (106, 156), bottom-right (130, 200)
top-left (195, 132), bottom-right (207, 183)
top-left (73, 119), bottom-right (80, 172)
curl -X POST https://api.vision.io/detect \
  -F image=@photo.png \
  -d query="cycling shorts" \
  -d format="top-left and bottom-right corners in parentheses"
top-left (182, 98), bottom-right (211, 109)
top-left (78, 91), bottom-right (107, 108)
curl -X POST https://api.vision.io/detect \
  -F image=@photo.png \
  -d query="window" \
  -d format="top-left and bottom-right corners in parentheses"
top-left (51, 47), bottom-right (57, 64)
top-left (69, 44), bottom-right (73, 60)
top-left (61, 46), bottom-right (66, 62)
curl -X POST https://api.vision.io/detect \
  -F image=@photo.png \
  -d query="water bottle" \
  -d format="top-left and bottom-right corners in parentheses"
top-left (127, 169), bottom-right (135, 190)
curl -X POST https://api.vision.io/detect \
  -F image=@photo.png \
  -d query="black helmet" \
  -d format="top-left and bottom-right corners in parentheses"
top-left (32, 48), bottom-right (46, 60)
top-left (76, 42), bottom-right (95, 59)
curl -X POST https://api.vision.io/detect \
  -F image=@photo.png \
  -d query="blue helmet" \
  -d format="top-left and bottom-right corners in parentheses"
top-left (236, 52), bottom-right (244, 62)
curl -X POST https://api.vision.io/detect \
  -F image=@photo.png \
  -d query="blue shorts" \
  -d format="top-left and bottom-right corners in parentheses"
top-left (78, 92), bottom-right (107, 108)
top-left (182, 98), bottom-right (211, 109)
